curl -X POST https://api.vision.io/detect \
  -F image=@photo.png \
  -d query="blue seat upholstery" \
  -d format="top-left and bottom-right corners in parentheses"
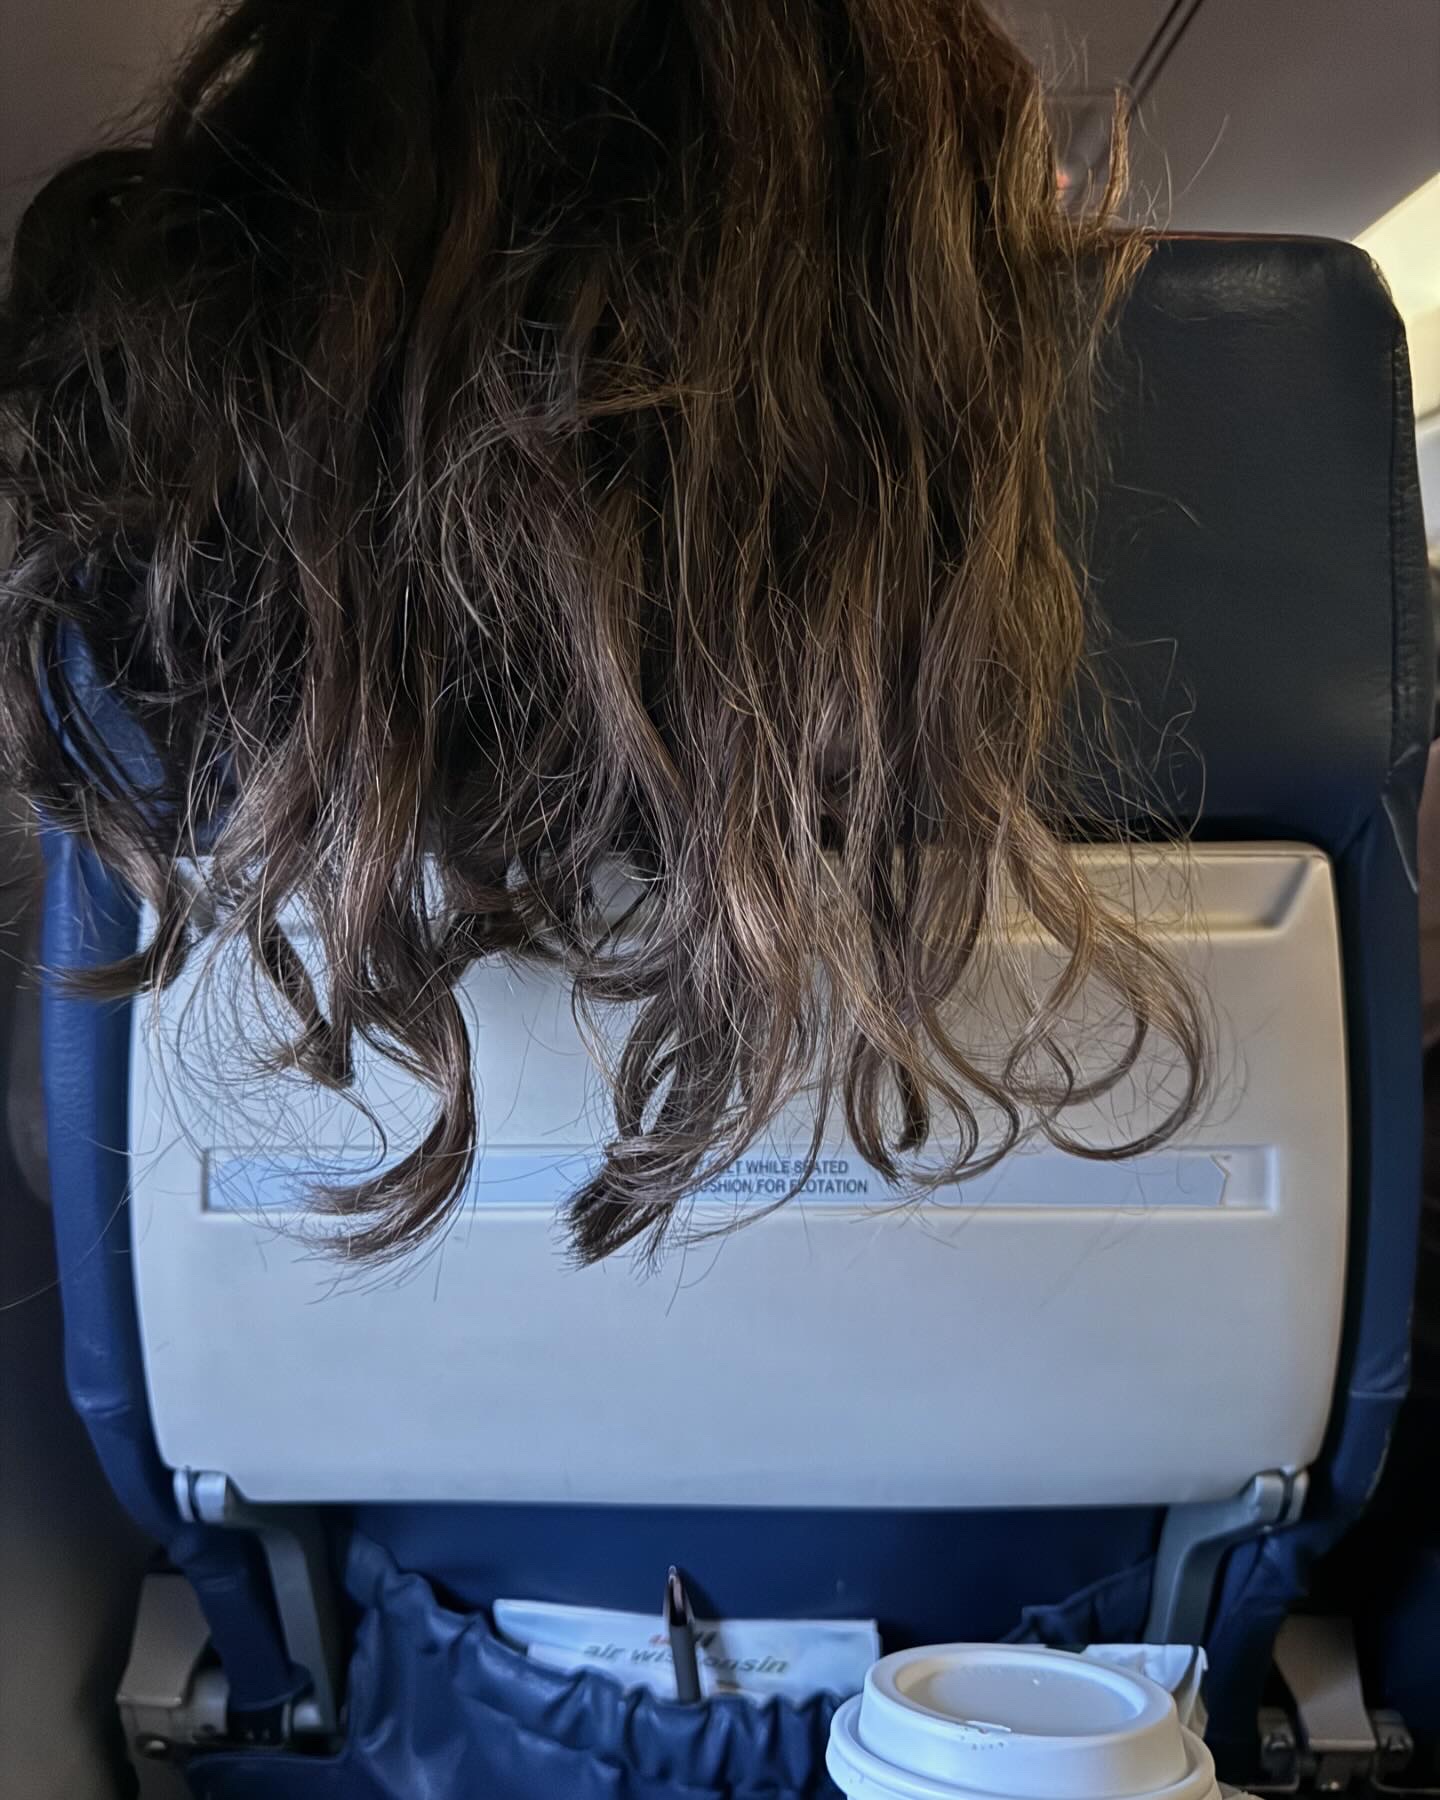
top-left (1305, 1040), bottom-right (1440, 1782)
top-left (40, 234), bottom-right (1433, 1794)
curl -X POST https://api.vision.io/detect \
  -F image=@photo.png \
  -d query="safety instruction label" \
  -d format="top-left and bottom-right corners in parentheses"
top-left (206, 1144), bottom-right (1247, 1213)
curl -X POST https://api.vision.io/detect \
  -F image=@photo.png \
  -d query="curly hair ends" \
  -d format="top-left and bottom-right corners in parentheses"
top-left (0, 0), bottom-right (1208, 1266)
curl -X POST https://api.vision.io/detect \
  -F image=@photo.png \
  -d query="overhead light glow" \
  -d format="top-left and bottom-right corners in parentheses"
top-left (1357, 173), bottom-right (1440, 420)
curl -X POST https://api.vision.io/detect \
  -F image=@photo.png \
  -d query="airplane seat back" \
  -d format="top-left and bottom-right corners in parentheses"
top-left (1301, 1033), bottom-right (1440, 1785)
top-left (40, 235), bottom-right (1434, 1798)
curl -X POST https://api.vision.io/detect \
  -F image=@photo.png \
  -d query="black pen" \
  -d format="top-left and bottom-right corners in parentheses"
top-left (665, 1565), bottom-right (702, 1703)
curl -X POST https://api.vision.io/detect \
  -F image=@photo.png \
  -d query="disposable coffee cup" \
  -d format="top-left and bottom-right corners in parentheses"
top-left (826, 1644), bottom-right (1221, 1800)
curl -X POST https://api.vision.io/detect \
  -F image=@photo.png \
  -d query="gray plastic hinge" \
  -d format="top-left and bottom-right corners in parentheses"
top-left (1273, 1614), bottom-right (1377, 1792)
top-left (1145, 1469), bottom-right (1308, 1645)
top-left (1256, 1703), bottom-right (1301, 1791)
top-left (118, 1573), bottom-right (229, 1792)
top-left (1369, 1711), bottom-right (1418, 1789)
top-left (1257, 1626), bottom-right (1423, 1795)
top-left (176, 1467), bottom-right (343, 1742)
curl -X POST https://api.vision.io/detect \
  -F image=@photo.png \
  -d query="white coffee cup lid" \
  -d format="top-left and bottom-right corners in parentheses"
top-left (826, 1645), bottom-right (1221, 1800)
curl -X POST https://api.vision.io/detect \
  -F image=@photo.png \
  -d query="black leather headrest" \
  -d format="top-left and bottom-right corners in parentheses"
top-left (1082, 235), bottom-right (1432, 850)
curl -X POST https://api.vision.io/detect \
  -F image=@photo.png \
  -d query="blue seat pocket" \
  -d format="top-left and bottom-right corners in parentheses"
top-left (189, 1531), bottom-right (844, 1799)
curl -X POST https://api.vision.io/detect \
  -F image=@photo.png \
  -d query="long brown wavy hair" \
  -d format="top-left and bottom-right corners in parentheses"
top-left (0, 0), bottom-right (1206, 1265)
